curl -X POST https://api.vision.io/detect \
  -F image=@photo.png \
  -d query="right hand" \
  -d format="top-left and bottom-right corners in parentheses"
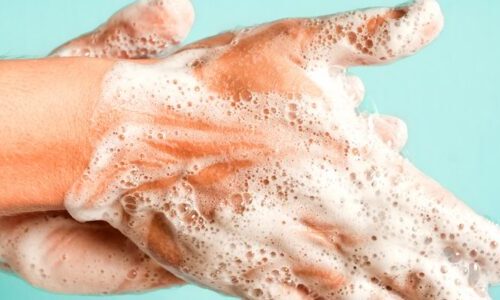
top-left (61, 0), bottom-right (499, 299)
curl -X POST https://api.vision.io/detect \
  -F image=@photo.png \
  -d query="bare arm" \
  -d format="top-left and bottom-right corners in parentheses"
top-left (0, 57), bottom-right (115, 215)
top-left (0, 0), bottom-right (195, 294)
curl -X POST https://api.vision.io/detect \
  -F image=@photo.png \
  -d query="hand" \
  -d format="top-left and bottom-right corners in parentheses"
top-left (0, 0), bottom-right (194, 294)
top-left (60, 0), bottom-right (499, 299)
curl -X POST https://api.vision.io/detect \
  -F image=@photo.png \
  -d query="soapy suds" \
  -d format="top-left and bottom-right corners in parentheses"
top-left (51, 0), bottom-right (195, 58)
top-left (0, 0), bottom-right (195, 294)
top-left (0, 213), bottom-right (181, 294)
top-left (60, 1), bottom-right (499, 299)
top-left (0, 0), bottom-right (494, 298)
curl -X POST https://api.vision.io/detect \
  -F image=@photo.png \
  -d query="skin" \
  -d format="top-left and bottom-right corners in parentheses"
top-left (0, 0), bottom-right (191, 293)
top-left (67, 0), bottom-right (499, 299)
top-left (0, 0), bottom-right (499, 299)
top-left (0, 57), bottom-right (113, 214)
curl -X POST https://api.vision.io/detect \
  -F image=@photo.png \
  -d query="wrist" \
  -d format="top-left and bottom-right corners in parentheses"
top-left (0, 57), bottom-right (116, 215)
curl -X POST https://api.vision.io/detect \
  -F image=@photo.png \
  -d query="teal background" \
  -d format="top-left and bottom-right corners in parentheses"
top-left (0, 0), bottom-right (498, 299)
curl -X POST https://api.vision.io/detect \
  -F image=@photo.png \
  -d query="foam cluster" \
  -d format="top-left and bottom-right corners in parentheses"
top-left (51, 0), bottom-right (195, 58)
top-left (63, 0), bottom-right (499, 299)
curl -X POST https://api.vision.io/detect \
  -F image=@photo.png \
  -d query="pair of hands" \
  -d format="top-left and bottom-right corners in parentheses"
top-left (1, 0), bottom-right (498, 299)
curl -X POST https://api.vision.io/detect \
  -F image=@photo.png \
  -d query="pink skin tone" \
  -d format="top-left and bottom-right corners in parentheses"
top-left (51, 0), bottom-right (194, 59)
top-left (0, 0), bottom-right (193, 294)
top-left (68, 0), bottom-right (499, 299)
top-left (1, 0), bottom-right (499, 299)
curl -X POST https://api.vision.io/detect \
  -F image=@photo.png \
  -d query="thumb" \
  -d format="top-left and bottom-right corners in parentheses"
top-left (51, 0), bottom-right (195, 59)
top-left (0, 213), bottom-right (182, 294)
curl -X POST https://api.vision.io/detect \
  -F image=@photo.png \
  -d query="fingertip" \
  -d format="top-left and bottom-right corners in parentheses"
top-left (144, 0), bottom-right (195, 45)
top-left (309, 0), bottom-right (445, 67)
top-left (345, 75), bottom-right (365, 107)
top-left (163, 0), bottom-right (196, 43)
top-left (372, 115), bottom-right (408, 151)
top-left (421, 0), bottom-right (445, 40)
top-left (51, 0), bottom-right (196, 59)
top-left (410, 0), bottom-right (445, 43)
top-left (374, 0), bottom-right (445, 62)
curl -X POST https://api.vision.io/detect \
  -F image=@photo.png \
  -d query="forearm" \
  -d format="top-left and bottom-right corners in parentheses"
top-left (0, 58), bottom-right (115, 215)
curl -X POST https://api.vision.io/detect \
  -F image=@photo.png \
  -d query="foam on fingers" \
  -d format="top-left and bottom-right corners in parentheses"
top-left (63, 1), bottom-right (499, 299)
top-left (309, 0), bottom-right (444, 66)
top-left (0, 213), bottom-right (182, 294)
top-left (51, 0), bottom-right (195, 58)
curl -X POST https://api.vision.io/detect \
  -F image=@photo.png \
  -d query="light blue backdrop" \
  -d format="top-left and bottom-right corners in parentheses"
top-left (0, 0), bottom-right (498, 299)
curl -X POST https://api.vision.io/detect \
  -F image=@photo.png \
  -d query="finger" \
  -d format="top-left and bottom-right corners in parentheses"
top-left (402, 163), bottom-right (500, 285)
top-left (345, 75), bottom-right (366, 107)
top-left (0, 213), bottom-right (183, 294)
top-left (234, 259), bottom-right (347, 299)
top-left (309, 0), bottom-right (444, 67)
top-left (358, 242), bottom-right (479, 300)
top-left (51, 0), bottom-right (195, 58)
top-left (347, 277), bottom-right (404, 300)
top-left (299, 168), bottom-right (495, 300)
top-left (176, 1), bottom-right (443, 102)
top-left (369, 115), bottom-right (408, 151)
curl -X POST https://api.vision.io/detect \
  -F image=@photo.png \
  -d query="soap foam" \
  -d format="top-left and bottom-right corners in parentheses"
top-left (65, 1), bottom-right (499, 299)
top-left (0, 213), bottom-right (180, 294)
top-left (51, 0), bottom-right (195, 58)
